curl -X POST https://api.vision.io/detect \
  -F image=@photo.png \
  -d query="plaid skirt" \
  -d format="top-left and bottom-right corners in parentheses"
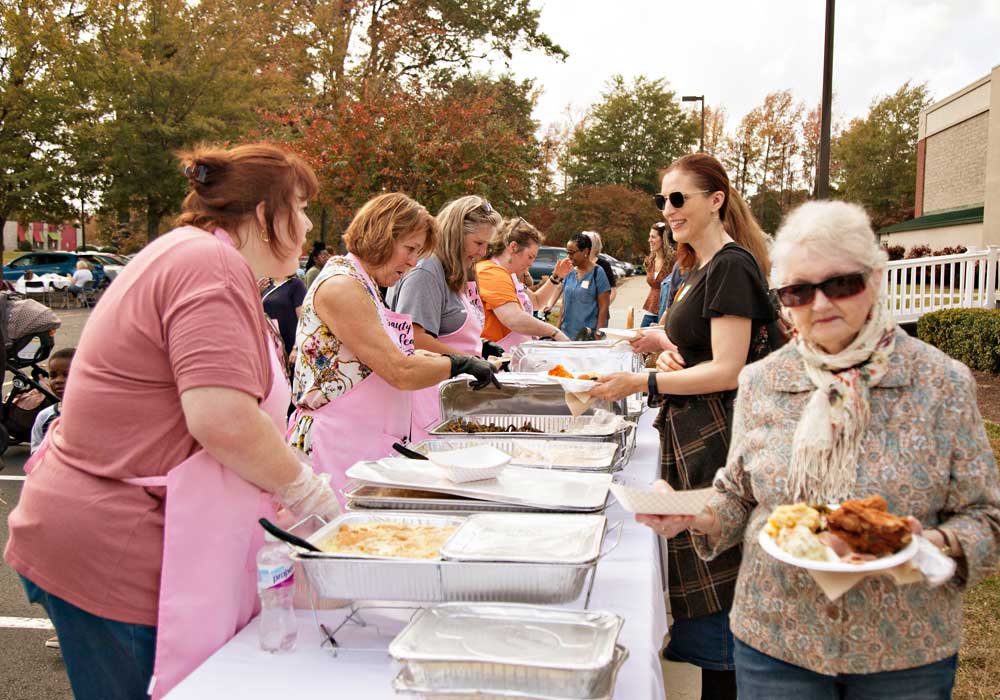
top-left (653, 391), bottom-right (742, 621)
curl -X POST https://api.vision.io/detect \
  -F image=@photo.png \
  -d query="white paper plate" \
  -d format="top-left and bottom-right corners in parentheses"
top-left (551, 376), bottom-right (598, 394)
top-left (758, 528), bottom-right (919, 573)
top-left (599, 328), bottom-right (637, 341)
top-left (428, 445), bottom-right (512, 483)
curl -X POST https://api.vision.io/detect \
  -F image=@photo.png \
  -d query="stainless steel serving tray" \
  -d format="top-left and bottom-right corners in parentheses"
top-left (436, 375), bottom-right (628, 420)
top-left (409, 438), bottom-right (620, 473)
top-left (390, 602), bottom-right (626, 698)
top-left (346, 459), bottom-right (613, 512)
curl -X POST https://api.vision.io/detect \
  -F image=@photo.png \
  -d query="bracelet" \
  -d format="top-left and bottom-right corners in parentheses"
top-left (647, 372), bottom-right (659, 396)
top-left (549, 273), bottom-right (562, 285)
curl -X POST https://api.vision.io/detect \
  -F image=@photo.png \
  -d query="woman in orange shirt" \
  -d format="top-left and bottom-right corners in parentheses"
top-left (476, 218), bottom-right (570, 349)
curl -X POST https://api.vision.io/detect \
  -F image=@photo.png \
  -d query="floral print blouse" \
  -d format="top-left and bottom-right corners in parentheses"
top-left (693, 328), bottom-right (1000, 676)
top-left (288, 256), bottom-right (381, 453)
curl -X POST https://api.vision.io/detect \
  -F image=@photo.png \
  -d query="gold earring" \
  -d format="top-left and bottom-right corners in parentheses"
top-left (258, 226), bottom-right (269, 243)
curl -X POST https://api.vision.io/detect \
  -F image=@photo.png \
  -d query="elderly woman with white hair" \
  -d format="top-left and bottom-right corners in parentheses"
top-left (642, 200), bottom-right (1000, 698)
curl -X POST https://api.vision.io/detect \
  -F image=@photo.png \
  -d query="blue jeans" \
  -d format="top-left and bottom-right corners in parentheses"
top-left (22, 575), bottom-right (157, 700)
top-left (734, 638), bottom-right (957, 700)
top-left (663, 609), bottom-right (735, 671)
top-left (640, 312), bottom-right (659, 327)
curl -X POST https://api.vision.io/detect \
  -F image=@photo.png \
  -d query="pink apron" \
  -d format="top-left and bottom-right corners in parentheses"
top-left (288, 253), bottom-right (414, 501)
top-left (25, 230), bottom-right (291, 699)
top-left (409, 281), bottom-right (485, 441)
top-left (497, 270), bottom-right (535, 351)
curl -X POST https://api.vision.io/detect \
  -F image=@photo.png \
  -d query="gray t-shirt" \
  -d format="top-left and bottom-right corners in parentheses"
top-left (387, 255), bottom-right (468, 337)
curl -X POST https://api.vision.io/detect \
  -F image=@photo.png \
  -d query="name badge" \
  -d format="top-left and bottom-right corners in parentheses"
top-left (581, 280), bottom-right (591, 290)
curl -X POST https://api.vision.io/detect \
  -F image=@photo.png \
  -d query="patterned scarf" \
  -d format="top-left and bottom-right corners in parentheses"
top-left (787, 302), bottom-right (896, 503)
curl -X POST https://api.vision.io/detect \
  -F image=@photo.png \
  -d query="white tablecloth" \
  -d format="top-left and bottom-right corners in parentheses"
top-left (167, 411), bottom-right (667, 699)
top-left (14, 273), bottom-right (70, 294)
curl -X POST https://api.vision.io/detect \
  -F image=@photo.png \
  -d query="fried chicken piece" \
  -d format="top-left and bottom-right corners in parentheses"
top-left (826, 496), bottom-right (912, 556)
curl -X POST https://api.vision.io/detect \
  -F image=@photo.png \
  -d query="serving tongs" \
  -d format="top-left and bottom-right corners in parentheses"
top-left (392, 442), bottom-right (429, 460)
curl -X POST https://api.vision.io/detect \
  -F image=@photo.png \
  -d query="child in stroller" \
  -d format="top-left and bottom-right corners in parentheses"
top-left (0, 293), bottom-right (62, 456)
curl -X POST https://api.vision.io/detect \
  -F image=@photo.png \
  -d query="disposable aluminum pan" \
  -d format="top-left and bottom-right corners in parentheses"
top-left (390, 603), bottom-right (626, 698)
top-left (342, 484), bottom-right (547, 514)
top-left (296, 512), bottom-right (464, 601)
top-left (409, 438), bottom-right (620, 473)
top-left (428, 414), bottom-right (632, 469)
top-left (292, 517), bottom-right (622, 604)
top-left (436, 375), bottom-right (628, 419)
top-left (392, 646), bottom-right (627, 699)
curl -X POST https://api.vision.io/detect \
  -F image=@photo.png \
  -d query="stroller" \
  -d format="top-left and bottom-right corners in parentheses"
top-left (0, 293), bottom-right (61, 455)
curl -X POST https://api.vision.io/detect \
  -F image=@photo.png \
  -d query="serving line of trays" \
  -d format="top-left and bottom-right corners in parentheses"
top-left (390, 603), bottom-right (628, 700)
top-left (426, 413), bottom-right (635, 470)
top-left (343, 458), bottom-right (615, 514)
top-left (292, 512), bottom-right (622, 607)
top-left (409, 437), bottom-right (620, 473)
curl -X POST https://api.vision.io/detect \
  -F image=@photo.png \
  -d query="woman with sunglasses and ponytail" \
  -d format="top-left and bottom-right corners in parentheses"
top-left (639, 200), bottom-right (1000, 698)
top-left (591, 153), bottom-right (774, 700)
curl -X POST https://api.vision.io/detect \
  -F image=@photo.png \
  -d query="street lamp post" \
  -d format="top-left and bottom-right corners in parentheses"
top-left (816, 0), bottom-right (835, 198)
top-left (682, 95), bottom-right (705, 152)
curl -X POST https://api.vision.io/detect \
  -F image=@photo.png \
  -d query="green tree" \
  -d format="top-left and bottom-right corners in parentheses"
top-left (833, 81), bottom-right (931, 228)
top-left (64, 0), bottom-right (296, 242)
top-left (561, 75), bottom-right (697, 194)
top-left (0, 1), bottom-right (75, 253)
top-left (546, 185), bottom-right (655, 261)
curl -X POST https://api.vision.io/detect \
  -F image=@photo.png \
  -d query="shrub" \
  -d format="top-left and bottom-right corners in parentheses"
top-left (16, 240), bottom-right (33, 252)
top-left (882, 244), bottom-right (905, 261)
top-left (905, 244), bottom-right (932, 259)
top-left (917, 308), bottom-right (1000, 374)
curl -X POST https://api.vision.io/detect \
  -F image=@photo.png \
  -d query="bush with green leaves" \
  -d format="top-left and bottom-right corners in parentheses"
top-left (16, 240), bottom-right (33, 252)
top-left (917, 308), bottom-right (1000, 374)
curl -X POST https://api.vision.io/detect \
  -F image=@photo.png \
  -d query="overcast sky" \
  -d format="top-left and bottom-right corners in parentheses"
top-left (503, 0), bottom-right (1000, 132)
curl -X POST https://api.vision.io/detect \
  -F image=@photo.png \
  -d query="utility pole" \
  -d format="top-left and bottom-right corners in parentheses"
top-left (682, 95), bottom-right (705, 153)
top-left (816, 0), bottom-right (835, 198)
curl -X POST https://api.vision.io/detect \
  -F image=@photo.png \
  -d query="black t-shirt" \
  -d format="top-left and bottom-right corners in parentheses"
top-left (665, 243), bottom-right (774, 367)
top-left (262, 277), bottom-right (307, 354)
top-left (596, 258), bottom-right (617, 288)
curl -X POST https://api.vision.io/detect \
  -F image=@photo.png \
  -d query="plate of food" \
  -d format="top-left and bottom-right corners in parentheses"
top-left (758, 495), bottom-right (919, 573)
top-left (547, 364), bottom-right (598, 393)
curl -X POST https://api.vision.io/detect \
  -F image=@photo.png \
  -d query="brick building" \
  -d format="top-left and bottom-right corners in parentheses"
top-left (2, 220), bottom-right (83, 252)
top-left (879, 64), bottom-right (1000, 249)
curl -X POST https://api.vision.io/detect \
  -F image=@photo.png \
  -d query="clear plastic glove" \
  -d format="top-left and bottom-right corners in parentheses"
top-left (274, 461), bottom-right (341, 522)
top-left (447, 353), bottom-right (502, 390)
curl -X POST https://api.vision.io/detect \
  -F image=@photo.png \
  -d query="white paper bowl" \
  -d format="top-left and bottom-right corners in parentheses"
top-left (428, 445), bottom-right (512, 483)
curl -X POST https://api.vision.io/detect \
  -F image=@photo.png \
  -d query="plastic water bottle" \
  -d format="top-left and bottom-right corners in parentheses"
top-left (256, 532), bottom-right (298, 652)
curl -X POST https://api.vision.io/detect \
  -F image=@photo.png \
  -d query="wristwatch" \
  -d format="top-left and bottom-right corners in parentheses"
top-left (647, 372), bottom-right (659, 396)
top-left (549, 273), bottom-right (562, 285)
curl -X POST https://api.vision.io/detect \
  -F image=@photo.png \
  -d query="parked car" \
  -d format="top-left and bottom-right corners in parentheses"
top-left (603, 254), bottom-right (635, 276)
top-left (78, 252), bottom-right (128, 281)
top-left (598, 253), bottom-right (627, 282)
top-left (3, 252), bottom-right (108, 286)
top-left (528, 245), bottom-right (569, 284)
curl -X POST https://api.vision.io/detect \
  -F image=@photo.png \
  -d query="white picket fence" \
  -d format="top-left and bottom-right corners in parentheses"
top-left (883, 246), bottom-right (1000, 323)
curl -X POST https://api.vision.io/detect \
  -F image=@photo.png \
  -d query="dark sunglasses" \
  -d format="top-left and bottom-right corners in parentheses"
top-left (775, 272), bottom-right (868, 308)
top-left (653, 190), bottom-right (711, 211)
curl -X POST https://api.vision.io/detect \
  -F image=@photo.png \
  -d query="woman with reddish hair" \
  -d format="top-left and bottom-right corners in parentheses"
top-left (592, 153), bottom-right (774, 699)
top-left (6, 143), bottom-right (343, 700)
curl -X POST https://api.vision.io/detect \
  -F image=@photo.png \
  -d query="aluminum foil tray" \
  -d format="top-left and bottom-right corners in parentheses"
top-left (427, 413), bottom-right (632, 469)
top-left (391, 646), bottom-right (628, 700)
top-left (409, 438), bottom-right (620, 473)
top-left (304, 512), bottom-right (464, 560)
top-left (292, 517), bottom-right (622, 604)
top-left (343, 484), bottom-right (547, 514)
top-left (441, 514), bottom-right (606, 564)
top-left (390, 602), bottom-right (626, 698)
top-left (436, 376), bottom-right (628, 419)
top-left (346, 459), bottom-right (613, 511)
